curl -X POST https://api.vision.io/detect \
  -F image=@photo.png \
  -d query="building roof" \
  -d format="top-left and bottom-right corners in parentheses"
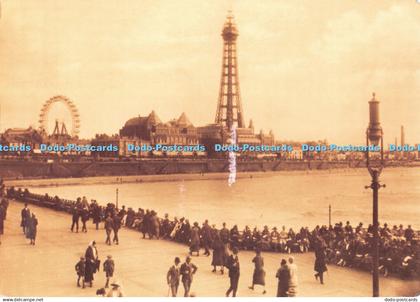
top-left (177, 112), bottom-right (193, 127)
top-left (123, 111), bottom-right (162, 128)
top-left (147, 110), bottom-right (162, 125)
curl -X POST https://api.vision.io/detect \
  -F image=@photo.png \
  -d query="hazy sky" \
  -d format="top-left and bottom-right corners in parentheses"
top-left (0, 0), bottom-right (419, 144)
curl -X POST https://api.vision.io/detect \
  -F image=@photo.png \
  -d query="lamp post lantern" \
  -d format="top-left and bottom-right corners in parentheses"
top-left (365, 92), bottom-right (386, 297)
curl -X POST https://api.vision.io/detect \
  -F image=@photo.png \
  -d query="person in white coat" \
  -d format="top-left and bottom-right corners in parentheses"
top-left (287, 257), bottom-right (298, 297)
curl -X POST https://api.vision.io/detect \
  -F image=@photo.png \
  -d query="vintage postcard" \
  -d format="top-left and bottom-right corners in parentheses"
top-left (0, 0), bottom-right (419, 299)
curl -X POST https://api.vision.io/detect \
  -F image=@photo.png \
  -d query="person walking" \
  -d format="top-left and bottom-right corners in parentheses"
top-left (180, 256), bottom-right (198, 297)
top-left (92, 202), bottom-right (101, 230)
top-left (226, 247), bottom-right (240, 297)
top-left (21, 203), bottom-right (30, 234)
top-left (314, 245), bottom-right (328, 284)
top-left (112, 215), bottom-right (121, 245)
top-left (249, 249), bottom-right (266, 294)
top-left (201, 220), bottom-right (212, 256)
top-left (105, 214), bottom-right (114, 245)
top-left (211, 233), bottom-right (225, 274)
top-left (85, 241), bottom-right (99, 287)
top-left (287, 257), bottom-right (298, 297)
top-left (81, 207), bottom-right (89, 233)
top-left (189, 222), bottom-right (200, 256)
top-left (71, 207), bottom-right (80, 233)
top-left (276, 259), bottom-right (290, 297)
top-left (75, 257), bottom-right (86, 288)
top-left (103, 255), bottom-right (115, 288)
top-left (27, 213), bottom-right (38, 245)
top-left (167, 257), bottom-right (181, 297)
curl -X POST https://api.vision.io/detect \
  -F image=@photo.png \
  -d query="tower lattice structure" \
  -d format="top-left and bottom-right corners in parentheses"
top-left (215, 13), bottom-right (245, 131)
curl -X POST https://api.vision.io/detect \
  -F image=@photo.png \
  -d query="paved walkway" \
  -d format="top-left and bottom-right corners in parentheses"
top-left (0, 201), bottom-right (418, 297)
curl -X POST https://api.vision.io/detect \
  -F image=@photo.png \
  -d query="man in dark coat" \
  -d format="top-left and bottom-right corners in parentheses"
top-left (161, 214), bottom-right (171, 238)
top-left (21, 203), bottom-right (31, 234)
top-left (404, 225), bottom-right (414, 243)
top-left (81, 207), bottom-right (89, 233)
top-left (220, 222), bottom-right (230, 245)
top-left (142, 210), bottom-right (151, 239)
top-left (92, 202), bottom-right (102, 230)
top-left (226, 247), bottom-right (240, 297)
top-left (167, 257), bottom-right (181, 297)
top-left (276, 259), bottom-right (290, 297)
top-left (118, 206), bottom-right (126, 221)
top-left (180, 256), bottom-right (197, 297)
top-left (71, 207), bottom-right (80, 233)
top-left (85, 241), bottom-right (99, 287)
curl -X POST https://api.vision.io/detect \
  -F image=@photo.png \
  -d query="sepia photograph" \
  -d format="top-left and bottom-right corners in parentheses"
top-left (0, 0), bottom-right (419, 299)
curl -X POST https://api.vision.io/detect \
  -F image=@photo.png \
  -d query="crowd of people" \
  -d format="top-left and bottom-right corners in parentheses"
top-left (5, 186), bottom-right (420, 287)
top-left (1, 180), bottom-right (39, 245)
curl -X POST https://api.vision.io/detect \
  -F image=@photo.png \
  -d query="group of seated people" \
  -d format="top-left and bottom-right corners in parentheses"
top-left (6, 186), bottom-right (419, 279)
top-left (312, 222), bottom-right (418, 278)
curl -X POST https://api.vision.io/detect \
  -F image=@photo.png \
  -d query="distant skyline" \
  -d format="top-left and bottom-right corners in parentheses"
top-left (0, 0), bottom-right (419, 144)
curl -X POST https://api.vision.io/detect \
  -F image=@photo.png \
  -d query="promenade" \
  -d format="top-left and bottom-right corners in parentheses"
top-left (0, 201), bottom-right (418, 297)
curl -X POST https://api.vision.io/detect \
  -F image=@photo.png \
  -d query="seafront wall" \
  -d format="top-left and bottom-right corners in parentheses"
top-left (0, 158), bottom-right (416, 179)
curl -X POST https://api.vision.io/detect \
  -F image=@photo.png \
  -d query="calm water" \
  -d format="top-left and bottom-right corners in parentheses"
top-left (29, 168), bottom-right (420, 230)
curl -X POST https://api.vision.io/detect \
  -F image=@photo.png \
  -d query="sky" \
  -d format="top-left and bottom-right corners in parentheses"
top-left (0, 0), bottom-right (419, 144)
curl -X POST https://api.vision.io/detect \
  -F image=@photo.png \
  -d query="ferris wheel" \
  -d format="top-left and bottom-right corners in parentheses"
top-left (38, 95), bottom-right (81, 137)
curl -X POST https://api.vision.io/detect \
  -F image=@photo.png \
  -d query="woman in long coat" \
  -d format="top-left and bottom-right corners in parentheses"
top-left (249, 249), bottom-right (266, 294)
top-left (189, 222), bottom-right (200, 256)
top-left (314, 246), bottom-right (328, 284)
top-left (211, 233), bottom-right (225, 274)
top-left (276, 259), bottom-right (290, 297)
top-left (27, 213), bottom-right (38, 245)
top-left (85, 241), bottom-right (99, 287)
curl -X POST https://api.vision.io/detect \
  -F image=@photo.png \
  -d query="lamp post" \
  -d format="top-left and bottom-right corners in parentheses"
top-left (365, 92), bottom-right (385, 297)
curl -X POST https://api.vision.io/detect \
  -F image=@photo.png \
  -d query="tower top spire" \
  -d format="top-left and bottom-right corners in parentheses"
top-left (370, 92), bottom-right (379, 103)
top-left (222, 11), bottom-right (238, 42)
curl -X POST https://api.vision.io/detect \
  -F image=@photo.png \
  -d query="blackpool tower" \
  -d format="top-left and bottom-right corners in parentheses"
top-left (215, 12), bottom-right (245, 131)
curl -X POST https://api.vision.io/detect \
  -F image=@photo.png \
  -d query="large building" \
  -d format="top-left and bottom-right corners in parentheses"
top-left (119, 111), bottom-right (199, 146)
top-left (0, 127), bottom-right (43, 153)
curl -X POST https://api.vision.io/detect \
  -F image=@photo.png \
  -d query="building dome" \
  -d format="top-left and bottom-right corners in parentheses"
top-left (124, 116), bottom-right (148, 128)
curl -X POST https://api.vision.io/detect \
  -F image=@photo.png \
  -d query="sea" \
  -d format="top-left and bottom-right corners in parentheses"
top-left (28, 167), bottom-right (420, 230)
